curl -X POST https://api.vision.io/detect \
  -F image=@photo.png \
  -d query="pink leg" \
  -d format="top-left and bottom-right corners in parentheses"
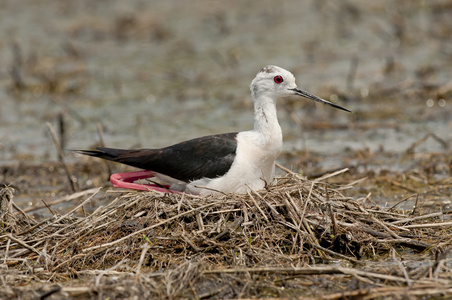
top-left (110, 171), bottom-right (179, 193)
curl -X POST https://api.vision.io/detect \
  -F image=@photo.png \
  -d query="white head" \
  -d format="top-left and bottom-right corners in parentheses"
top-left (250, 65), bottom-right (350, 112)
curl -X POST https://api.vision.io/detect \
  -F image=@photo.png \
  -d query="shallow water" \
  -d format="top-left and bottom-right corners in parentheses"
top-left (1, 0), bottom-right (451, 173)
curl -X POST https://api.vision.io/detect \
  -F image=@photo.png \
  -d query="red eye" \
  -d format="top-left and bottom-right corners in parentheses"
top-left (274, 75), bottom-right (283, 84)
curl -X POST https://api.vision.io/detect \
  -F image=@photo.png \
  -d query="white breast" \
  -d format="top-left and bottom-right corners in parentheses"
top-left (188, 130), bottom-right (282, 195)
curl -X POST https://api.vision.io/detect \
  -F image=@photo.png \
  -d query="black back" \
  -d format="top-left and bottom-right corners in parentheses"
top-left (77, 132), bottom-right (238, 182)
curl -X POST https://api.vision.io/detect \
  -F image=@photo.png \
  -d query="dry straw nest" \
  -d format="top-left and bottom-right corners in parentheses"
top-left (1, 167), bottom-right (452, 299)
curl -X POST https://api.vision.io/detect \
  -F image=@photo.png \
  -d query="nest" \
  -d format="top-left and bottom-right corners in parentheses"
top-left (1, 168), bottom-right (452, 299)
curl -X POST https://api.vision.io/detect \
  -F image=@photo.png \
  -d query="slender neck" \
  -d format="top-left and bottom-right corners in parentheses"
top-left (253, 96), bottom-right (282, 142)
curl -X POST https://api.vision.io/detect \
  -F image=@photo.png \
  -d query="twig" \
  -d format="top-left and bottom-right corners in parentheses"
top-left (390, 181), bottom-right (418, 193)
top-left (46, 122), bottom-right (77, 193)
top-left (282, 195), bottom-right (300, 225)
top-left (311, 244), bottom-right (361, 265)
top-left (405, 133), bottom-right (449, 154)
top-left (370, 216), bottom-right (403, 239)
top-left (11, 201), bottom-right (36, 224)
top-left (195, 212), bottom-right (205, 232)
top-left (21, 188), bottom-right (99, 213)
top-left (58, 112), bottom-right (66, 150)
top-left (3, 239), bottom-right (11, 263)
top-left (401, 221), bottom-right (452, 229)
top-left (387, 194), bottom-right (418, 212)
top-left (40, 198), bottom-right (57, 216)
top-left (246, 191), bottom-right (268, 222)
top-left (135, 243), bottom-right (150, 284)
top-left (202, 266), bottom-right (421, 283)
top-left (6, 234), bottom-right (42, 256)
top-left (252, 189), bottom-right (279, 217)
top-left (313, 168), bottom-right (349, 182)
top-left (392, 248), bottom-right (411, 286)
top-left (391, 212), bottom-right (445, 225)
top-left (410, 193), bottom-right (420, 215)
top-left (181, 234), bottom-right (202, 252)
top-left (275, 163), bottom-right (304, 179)
top-left (97, 122), bottom-right (113, 177)
top-left (36, 285), bottom-right (61, 300)
top-left (326, 187), bottom-right (338, 237)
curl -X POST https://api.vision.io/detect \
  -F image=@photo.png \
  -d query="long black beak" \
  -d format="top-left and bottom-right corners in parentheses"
top-left (290, 88), bottom-right (351, 112)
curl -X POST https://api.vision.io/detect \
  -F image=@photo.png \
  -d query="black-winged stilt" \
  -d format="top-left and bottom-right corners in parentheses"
top-left (77, 65), bottom-right (350, 195)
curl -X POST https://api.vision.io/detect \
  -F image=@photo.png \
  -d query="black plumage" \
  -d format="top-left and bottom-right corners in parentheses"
top-left (77, 132), bottom-right (238, 182)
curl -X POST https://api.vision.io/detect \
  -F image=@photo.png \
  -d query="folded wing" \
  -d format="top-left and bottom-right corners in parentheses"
top-left (76, 132), bottom-right (238, 182)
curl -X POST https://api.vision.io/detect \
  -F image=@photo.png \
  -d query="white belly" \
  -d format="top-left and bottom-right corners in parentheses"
top-left (187, 130), bottom-right (282, 195)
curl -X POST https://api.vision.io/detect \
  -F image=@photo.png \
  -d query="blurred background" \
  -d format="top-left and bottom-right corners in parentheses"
top-left (0, 0), bottom-right (451, 203)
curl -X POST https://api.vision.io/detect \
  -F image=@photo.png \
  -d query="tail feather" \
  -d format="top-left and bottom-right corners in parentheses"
top-left (74, 148), bottom-right (120, 161)
top-left (74, 148), bottom-right (154, 167)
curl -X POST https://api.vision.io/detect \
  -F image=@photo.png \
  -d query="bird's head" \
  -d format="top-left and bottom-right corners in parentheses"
top-left (250, 65), bottom-right (350, 112)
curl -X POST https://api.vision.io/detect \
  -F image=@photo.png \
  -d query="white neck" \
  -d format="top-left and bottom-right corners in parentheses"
top-left (253, 96), bottom-right (282, 144)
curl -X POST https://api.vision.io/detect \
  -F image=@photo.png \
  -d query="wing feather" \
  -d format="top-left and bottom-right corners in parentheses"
top-left (76, 132), bottom-right (238, 182)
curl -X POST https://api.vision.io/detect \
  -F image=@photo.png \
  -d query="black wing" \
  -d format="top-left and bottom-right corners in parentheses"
top-left (76, 132), bottom-right (238, 182)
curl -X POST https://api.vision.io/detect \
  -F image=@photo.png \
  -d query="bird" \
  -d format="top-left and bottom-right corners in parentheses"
top-left (76, 65), bottom-right (350, 195)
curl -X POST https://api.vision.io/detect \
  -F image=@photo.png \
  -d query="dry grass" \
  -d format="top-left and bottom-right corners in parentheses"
top-left (1, 164), bottom-right (452, 299)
